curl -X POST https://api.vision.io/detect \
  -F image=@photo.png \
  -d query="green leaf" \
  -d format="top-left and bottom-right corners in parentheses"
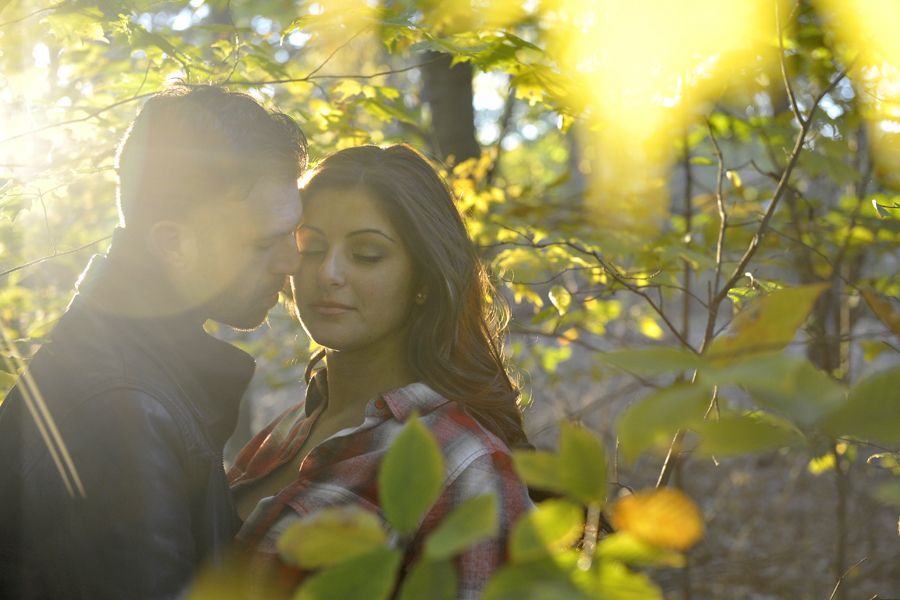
top-left (598, 347), bottom-right (703, 377)
top-left (512, 450), bottom-right (564, 493)
top-left (596, 532), bottom-right (684, 567)
top-left (276, 505), bottom-right (387, 569)
top-left (693, 412), bottom-right (803, 457)
top-left (708, 284), bottom-right (828, 360)
top-left (294, 548), bottom-right (402, 600)
top-left (483, 558), bottom-right (593, 600)
top-left (588, 561), bottom-right (664, 600)
top-left (819, 366), bottom-right (900, 444)
top-left (558, 422), bottom-right (606, 505)
top-left (396, 558), bottom-right (457, 600)
top-left (707, 354), bottom-right (846, 429)
top-left (0, 370), bottom-right (17, 390)
top-left (872, 480), bottom-right (900, 509)
top-left (509, 498), bottom-right (584, 563)
top-left (616, 383), bottom-right (712, 464)
top-left (424, 494), bottom-right (498, 560)
top-left (378, 415), bottom-right (445, 535)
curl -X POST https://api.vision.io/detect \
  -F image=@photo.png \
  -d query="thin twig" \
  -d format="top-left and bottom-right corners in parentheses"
top-left (0, 1), bottom-right (68, 29)
top-left (227, 57), bottom-right (443, 86)
top-left (1, 94), bottom-right (156, 146)
top-left (777, 1), bottom-right (805, 127)
top-left (0, 236), bottom-right (111, 279)
top-left (828, 556), bottom-right (867, 600)
top-left (707, 120), bottom-right (728, 302)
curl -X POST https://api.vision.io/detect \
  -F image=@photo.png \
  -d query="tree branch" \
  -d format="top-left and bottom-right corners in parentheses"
top-left (0, 236), bottom-right (111, 280)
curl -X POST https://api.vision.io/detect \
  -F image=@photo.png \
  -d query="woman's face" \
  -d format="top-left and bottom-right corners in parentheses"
top-left (292, 186), bottom-right (417, 355)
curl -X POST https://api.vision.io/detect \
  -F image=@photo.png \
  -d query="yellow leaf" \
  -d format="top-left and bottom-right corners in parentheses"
top-left (332, 79), bottom-right (363, 101)
top-left (639, 316), bottom-right (664, 340)
top-left (861, 288), bottom-right (900, 336)
top-left (610, 488), bottom-right (704, 552)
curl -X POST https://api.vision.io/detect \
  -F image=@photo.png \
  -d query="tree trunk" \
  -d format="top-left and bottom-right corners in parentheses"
top-left (420, 52), bottom-right (480, 163)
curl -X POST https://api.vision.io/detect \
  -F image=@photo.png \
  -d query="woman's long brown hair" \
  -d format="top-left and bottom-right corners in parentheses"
top-left (299, 144), bottom-right (529, 449)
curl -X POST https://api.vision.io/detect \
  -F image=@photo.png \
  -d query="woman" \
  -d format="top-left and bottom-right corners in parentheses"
top-left (228, 144), bottom-right (532, 597)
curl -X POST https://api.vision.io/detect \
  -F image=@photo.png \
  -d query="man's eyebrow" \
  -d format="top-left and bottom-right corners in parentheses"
top-left (261, 224), bottom-right (300, 240)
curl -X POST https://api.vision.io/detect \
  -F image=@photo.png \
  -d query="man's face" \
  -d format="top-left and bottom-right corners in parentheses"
top-left (187, 177), bottom-right (302, 330)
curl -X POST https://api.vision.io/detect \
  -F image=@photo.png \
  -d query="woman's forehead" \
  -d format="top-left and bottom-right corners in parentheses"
top-left (300, 186), bottom-right (395, 231)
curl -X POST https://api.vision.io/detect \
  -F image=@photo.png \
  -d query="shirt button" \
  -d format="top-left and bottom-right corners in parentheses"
top-left (374, 398), bottom-right (386, 410)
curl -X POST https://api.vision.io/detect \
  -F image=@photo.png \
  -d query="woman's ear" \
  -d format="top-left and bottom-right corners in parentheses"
top-left (147, 220), bottom-right (197, 271)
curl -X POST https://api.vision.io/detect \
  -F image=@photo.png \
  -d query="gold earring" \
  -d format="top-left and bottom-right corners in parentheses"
top-left (415, 291), bottom-right (427, 304)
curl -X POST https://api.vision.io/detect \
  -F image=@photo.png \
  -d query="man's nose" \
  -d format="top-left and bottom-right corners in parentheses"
top-left (273, 234), bottom-right (302, 275)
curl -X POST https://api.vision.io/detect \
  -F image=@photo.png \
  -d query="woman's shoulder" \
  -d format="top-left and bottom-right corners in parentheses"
top-left (397, 383), bottom-right (514, 472)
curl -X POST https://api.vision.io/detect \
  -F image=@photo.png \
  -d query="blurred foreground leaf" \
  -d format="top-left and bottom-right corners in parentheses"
top-left (693, 412), bottom-right (803, 457)
top-left (509, 498), bottom-right (584, 563)
top-left (295, 548), bottom-right (402, 600)
top-left (820, 366), bottom-right (900, 445)
top-left (277, 505), bottom-right (387, 569)
top-left (424, 494), bottom-right (498, 560)
top-left (559, 422), bottom-right (607, 505)
top-left (708, 284), bottom-right (828, 360)
top-left (610, 488), bottom-right (704, 552)
top-left (378, 415), bottom-right (444, 535)
top-left (396, 557), bottom-right (457, 600)
top-left (617, 383), bottom-right (711, 464)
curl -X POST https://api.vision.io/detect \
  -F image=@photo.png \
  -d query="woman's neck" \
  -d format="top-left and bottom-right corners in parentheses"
top-left (322, 332), bottom-right (415, 419)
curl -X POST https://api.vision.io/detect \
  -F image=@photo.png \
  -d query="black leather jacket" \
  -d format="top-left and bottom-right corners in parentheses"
top-left (0, 249), bottom-right (254, 599)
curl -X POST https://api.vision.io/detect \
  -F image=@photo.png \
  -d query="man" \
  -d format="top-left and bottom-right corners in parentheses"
top-left (0, 85), bottom-right (306, 599)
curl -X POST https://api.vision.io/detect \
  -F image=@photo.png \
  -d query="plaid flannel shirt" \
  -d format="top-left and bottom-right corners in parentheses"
top-left (227, 371), bottom-right (532, 599)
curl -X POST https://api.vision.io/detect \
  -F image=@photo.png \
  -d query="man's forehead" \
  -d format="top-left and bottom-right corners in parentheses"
top-left (244, 179), bottom-right (302, 230)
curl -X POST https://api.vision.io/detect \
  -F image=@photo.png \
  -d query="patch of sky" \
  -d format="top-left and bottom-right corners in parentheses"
top-left (33, 43), bottom-right (50, 69)
top-left (752, 91), bottom-right (773, 117)
top-left (501, 134), bottom-right (521, 151)
top-left (172, 8), bottom-right (193, 31)
top-left (275, 49), bottom-right (290, 63)
top-left (521, 123), bottom-right (540, 140)
top-left (136, 13), bottom-right (153, 32)
top-left (252, 16), bottom-right (274, 35)
top-left (820, 94), bottom-right (844, 120)
top-left (478, 122), bottom-right (500, 145)
top-left (190, 0), bottom-right (205, 7)
top-left (288, 30), bottom-right (311, 47)
top-left (309, 3), bottom-right (323, 15)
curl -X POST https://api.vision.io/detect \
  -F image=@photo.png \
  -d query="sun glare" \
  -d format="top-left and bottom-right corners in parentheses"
top-left (545, 0), bottom-right (783, 232)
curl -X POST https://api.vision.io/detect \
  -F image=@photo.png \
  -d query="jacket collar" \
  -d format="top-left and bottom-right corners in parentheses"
top-left (75, 228), bottom-right (255, 448)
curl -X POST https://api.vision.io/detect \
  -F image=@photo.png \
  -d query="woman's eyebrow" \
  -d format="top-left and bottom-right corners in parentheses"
top-left (347, 229), bottom-right (397, 243)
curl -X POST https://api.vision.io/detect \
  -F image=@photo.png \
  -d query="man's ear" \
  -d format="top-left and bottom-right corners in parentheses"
top-left (147, 220), bottom-right (198, 271)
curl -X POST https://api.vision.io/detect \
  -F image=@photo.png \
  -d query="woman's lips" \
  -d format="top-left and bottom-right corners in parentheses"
top-left (309, 301), bottom-right (353, 315)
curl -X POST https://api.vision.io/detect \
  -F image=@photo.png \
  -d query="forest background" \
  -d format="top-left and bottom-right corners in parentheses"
top-left (1, 0), bottom-right (899, 598)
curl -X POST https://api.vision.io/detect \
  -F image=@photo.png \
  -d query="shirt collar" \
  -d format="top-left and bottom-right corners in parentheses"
top-left (304, 368), bottom-right (449, 422)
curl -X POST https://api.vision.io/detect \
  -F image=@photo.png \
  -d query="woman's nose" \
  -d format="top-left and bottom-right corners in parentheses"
top-left (318, 250), bottom-right (345, 287)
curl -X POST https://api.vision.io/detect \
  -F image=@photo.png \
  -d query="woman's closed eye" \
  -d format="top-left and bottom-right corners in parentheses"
top-left (352, 252), bottom-right (384, 263)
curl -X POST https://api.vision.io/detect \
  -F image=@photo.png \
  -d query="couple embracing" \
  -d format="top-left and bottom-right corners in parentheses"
top-left (0, 85), bottom-right (532, 599)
